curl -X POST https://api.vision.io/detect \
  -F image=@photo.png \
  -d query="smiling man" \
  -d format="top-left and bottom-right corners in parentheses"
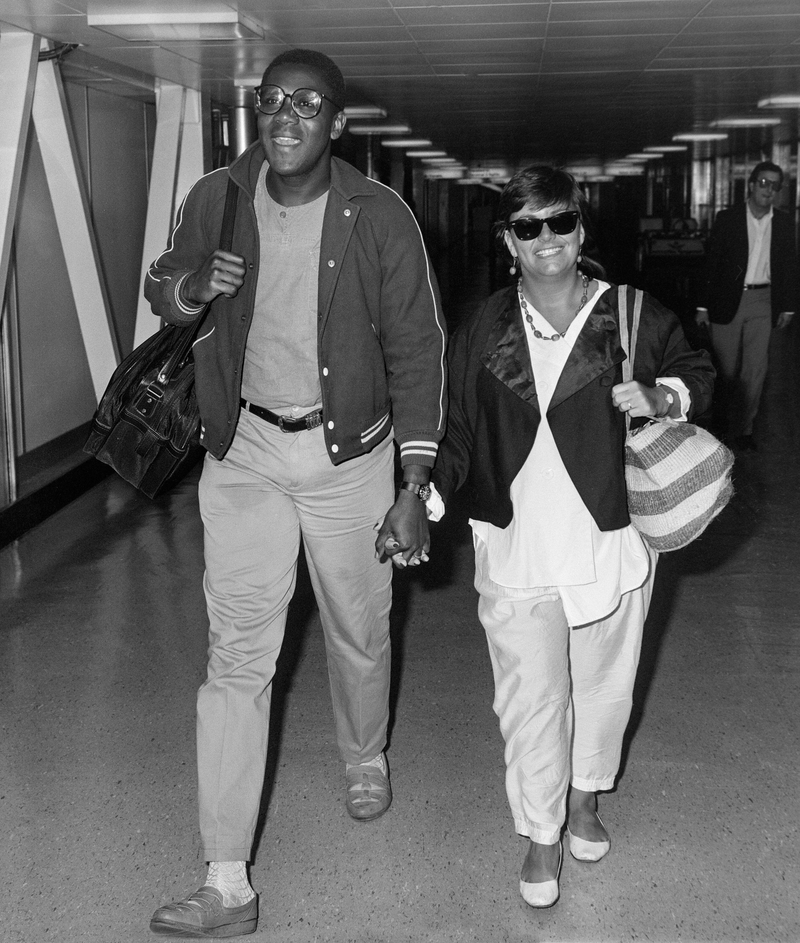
top-left (145, 49), bottom-right (446, 937)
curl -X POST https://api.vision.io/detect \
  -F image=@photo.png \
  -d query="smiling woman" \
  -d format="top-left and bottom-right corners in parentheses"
top-left (431, 163), bottom-right (715, 911)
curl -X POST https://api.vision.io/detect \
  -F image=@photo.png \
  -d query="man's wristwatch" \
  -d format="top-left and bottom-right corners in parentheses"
top-left (399, 481), bottom-right (432, 501)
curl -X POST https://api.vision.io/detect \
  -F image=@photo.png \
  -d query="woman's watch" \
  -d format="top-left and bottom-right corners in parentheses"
top-left (660, 390), bottom-right (674, 416)
top-left (399, 481), bottom-right (432, 501)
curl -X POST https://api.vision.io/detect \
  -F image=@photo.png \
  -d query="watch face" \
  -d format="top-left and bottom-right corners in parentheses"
top-left (418, 484), bottom-right (432, 501)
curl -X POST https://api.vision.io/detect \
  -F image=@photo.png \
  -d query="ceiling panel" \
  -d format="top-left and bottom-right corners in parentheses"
top-left (1, 0), bottom-right (799, 169)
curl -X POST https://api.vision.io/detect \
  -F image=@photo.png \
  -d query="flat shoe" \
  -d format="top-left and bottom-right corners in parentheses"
top-left (567, 811), bottom-right (610, 862)
top-left (520, 843), bottom-right (562, 909)
top-left (346, 759), bottom-right (392, 821)
top-left (150, 885), bottom-right (257, 937)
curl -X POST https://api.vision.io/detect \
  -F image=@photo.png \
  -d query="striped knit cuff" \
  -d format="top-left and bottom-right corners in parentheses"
top-left (399, 440), bottom-right (439, 468)
top-left (172, 273), bottom-right (207, 317)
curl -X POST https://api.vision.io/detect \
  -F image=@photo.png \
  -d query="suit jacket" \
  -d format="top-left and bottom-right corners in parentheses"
top-left (432, 284), bottom-right (715, 532)
top-left (699, 202), bottom-right (798, 325)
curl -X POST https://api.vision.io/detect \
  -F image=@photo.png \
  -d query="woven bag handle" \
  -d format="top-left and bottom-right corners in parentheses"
top-left (618, 285), bottom-right (644, 431)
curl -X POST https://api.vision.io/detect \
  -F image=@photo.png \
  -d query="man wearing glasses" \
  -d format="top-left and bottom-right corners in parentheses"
top-left (146, 48), bottom-right (446, 937)
top-left (696, 160), bottom-right (797, 452)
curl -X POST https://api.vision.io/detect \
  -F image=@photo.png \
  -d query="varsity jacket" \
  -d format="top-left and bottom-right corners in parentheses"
top-left (432, 284), bottom-right (715, 531)
top-left (699, 202), bottom-right (798, 325)
top-left (145, 145), bottom-right (447, 467)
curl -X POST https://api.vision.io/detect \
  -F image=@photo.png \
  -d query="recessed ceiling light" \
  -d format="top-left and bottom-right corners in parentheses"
top-left (346, 123), bottom-right (411, 135)
top-left (758, 94), bottom-right (800, 108)
top-left (86, 1), bottom-right (263, 40)
top-left (710, 117), bottom-right (781, 127)
top-left (672, 133), bottom-right (728, 142)
top-left (381, 139), bottom-right (432, 149)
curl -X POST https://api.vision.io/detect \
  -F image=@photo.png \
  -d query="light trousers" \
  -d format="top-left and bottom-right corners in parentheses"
top-left (196, 408), bottom-right (394, 861)
top-left (710, 288), bottom-right (772, 437)
top-left (475, 539), bottom-right (657, 844)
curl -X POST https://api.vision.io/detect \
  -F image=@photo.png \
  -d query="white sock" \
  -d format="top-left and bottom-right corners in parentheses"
top-left (206, 860), bottom-right (255, 907)
top-left (346, 752), bottom-right (386, 774)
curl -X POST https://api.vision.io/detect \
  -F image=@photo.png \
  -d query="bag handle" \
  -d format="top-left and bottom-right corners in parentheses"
top-left (618, 285), bottom-right (644, 431)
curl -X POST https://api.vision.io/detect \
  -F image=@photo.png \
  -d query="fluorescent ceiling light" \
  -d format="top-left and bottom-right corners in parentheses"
top-left (344, 106), bottom-right (387, 119)
top-left (406, 150), bottom-right (447, 158)
top-left (87, 1), bottom-right (263, 40)
top-left (381, 139), bottom-right (432, 148)
top-left (605, 165), bottom-right (645, 176)
top-left (422, 157), bottom-right (459, 164)
top-left (758, 94), bottom-right (800, 108)
top-left (627, 153), bottom-right (661, 159)
top-left (672, 133), bottom-right (728, 142)
top-left (587, 175), bottom-right (615, 183)
top-left (346, 123), bottom-right (411, 135)
top-left (644, 145), bottom-right (687, 153)
top-left (710, 117), bottom-right (781, 128)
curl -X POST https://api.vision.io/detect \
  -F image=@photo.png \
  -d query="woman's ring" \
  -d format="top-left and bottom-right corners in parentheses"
top-left (624, 401), bottom-right (631, 411)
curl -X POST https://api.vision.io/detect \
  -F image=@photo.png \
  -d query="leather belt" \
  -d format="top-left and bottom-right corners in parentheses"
top-left (743, 283), bottom-right (770, 290)
top-left (240, 399), bottom-right (323, 432)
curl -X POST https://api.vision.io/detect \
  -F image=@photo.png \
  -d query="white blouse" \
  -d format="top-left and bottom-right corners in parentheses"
top-left (469, 281), bottom-right (661, 627)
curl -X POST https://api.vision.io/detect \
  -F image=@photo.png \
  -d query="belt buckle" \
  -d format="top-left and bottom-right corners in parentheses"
top-left (277, 415), bottom-right (292, 433)
top-left (305, 411), bottom-right (322, 430)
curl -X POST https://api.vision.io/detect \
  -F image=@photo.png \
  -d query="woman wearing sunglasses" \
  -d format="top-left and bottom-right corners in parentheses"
top-left (430, 165), bottom-right (714, 908)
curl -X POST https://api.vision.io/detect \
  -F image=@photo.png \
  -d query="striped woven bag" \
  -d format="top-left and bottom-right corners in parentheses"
top-left (619, 286), bottom-right (734, 552)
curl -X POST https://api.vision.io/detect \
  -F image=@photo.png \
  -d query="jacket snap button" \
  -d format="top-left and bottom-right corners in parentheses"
top-left (331, 444), bottom-right (339, 453)
top-left (327, 259), bottom-right (335, 267)
top-left (344, 209), bottom-right (351, 217)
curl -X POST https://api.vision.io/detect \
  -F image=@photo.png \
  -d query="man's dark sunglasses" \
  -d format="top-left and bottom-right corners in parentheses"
top-left (254, 84), bottom-right (343, 119)
top-left (755, 176), bottom-right (782, 193)
top-left (507, 210), bottom-right (580, 241)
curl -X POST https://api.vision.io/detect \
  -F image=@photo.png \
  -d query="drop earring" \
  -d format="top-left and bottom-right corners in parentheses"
top-left (509, 256), bottom-right (518, 276)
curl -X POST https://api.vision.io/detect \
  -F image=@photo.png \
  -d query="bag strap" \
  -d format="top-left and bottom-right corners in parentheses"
top-left (159, 175), bottom-right (240, 379)
top-left (218, 175), bottom-right (239, 253)
top-left (618, 285), bottom-right (644, 431)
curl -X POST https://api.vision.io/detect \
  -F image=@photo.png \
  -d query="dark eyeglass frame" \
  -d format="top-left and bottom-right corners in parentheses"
top-left (754, 176), bottom-right (782, 193)
top-left (254, 84), bottom-right (343, 119)
top-left (507, 210), bottom-right (581, 241)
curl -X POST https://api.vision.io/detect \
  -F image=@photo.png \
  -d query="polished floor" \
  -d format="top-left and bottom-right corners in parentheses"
top-left (2, 277), bottom-right (799, 942)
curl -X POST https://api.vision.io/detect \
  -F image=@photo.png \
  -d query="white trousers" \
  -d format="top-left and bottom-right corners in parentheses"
top-left (196, 408), bottom-right (395, 861)
top-left (475, 538), bottom-right (657, 844)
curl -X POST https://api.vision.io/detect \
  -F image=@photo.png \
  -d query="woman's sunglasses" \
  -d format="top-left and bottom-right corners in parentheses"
top-left (507, 210), bottom-right (580, 241)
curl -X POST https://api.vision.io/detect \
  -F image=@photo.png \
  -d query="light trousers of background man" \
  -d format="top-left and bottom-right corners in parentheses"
top-left (709, 287), bottom-right (772, 439)
top-left (474, 538), bottom-right (658, 845)
top-left (196, 407), bottom-right (395, 861)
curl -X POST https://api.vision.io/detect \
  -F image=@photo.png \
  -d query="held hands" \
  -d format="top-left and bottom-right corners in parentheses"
top-left (776, 311), bottom-right (794, 330)
top-left (612, 381), bottom-right (675, 419)
top-left (182, 250), bottom-right (247, 305)
top-left (374, 491), bottom-right (430, 569)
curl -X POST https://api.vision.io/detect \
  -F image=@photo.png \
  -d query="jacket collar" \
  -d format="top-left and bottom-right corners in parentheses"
top-left (480, 284), bottom-right (622, 411)
top-left (227, 146), bottom-right (377, 204)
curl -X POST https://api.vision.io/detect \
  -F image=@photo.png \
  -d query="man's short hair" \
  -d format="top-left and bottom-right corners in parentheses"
top-left (262, 49), bottom-right (346, 110)
top-left (748, 160), bottom-right (783, 188)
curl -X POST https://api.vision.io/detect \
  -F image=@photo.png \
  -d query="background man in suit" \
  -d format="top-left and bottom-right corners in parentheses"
top-left (696, 160), bottom-right (797, 452)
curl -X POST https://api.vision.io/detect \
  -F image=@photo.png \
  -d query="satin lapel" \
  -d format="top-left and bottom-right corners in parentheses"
top-left (549, 290), bottom-right (622, 409)
top-left (480, 294), bottom-right (538, 407)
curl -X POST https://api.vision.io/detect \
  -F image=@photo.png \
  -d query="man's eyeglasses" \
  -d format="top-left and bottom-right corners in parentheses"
top-left (507, 210), bottom-right (580, 241)
top-left (755, 176), bottom-right (782, 193)
top-left (254, 84), bottom-right (343, 119)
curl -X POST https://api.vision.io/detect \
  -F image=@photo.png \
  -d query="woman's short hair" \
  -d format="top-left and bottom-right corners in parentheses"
top-left (262, 49), bottom-right (346, 110)
top-left (494, 165), bottom-right (604, 279)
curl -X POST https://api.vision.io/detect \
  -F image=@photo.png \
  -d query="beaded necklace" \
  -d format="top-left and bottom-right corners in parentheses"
top-left (518, 273), bottom-right (590, 341)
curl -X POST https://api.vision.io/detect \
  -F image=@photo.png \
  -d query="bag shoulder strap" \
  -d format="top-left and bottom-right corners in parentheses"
top-left (618, 285), bottom-right (644, 432)
top-left (219, 175), bottom-right (239, 253)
